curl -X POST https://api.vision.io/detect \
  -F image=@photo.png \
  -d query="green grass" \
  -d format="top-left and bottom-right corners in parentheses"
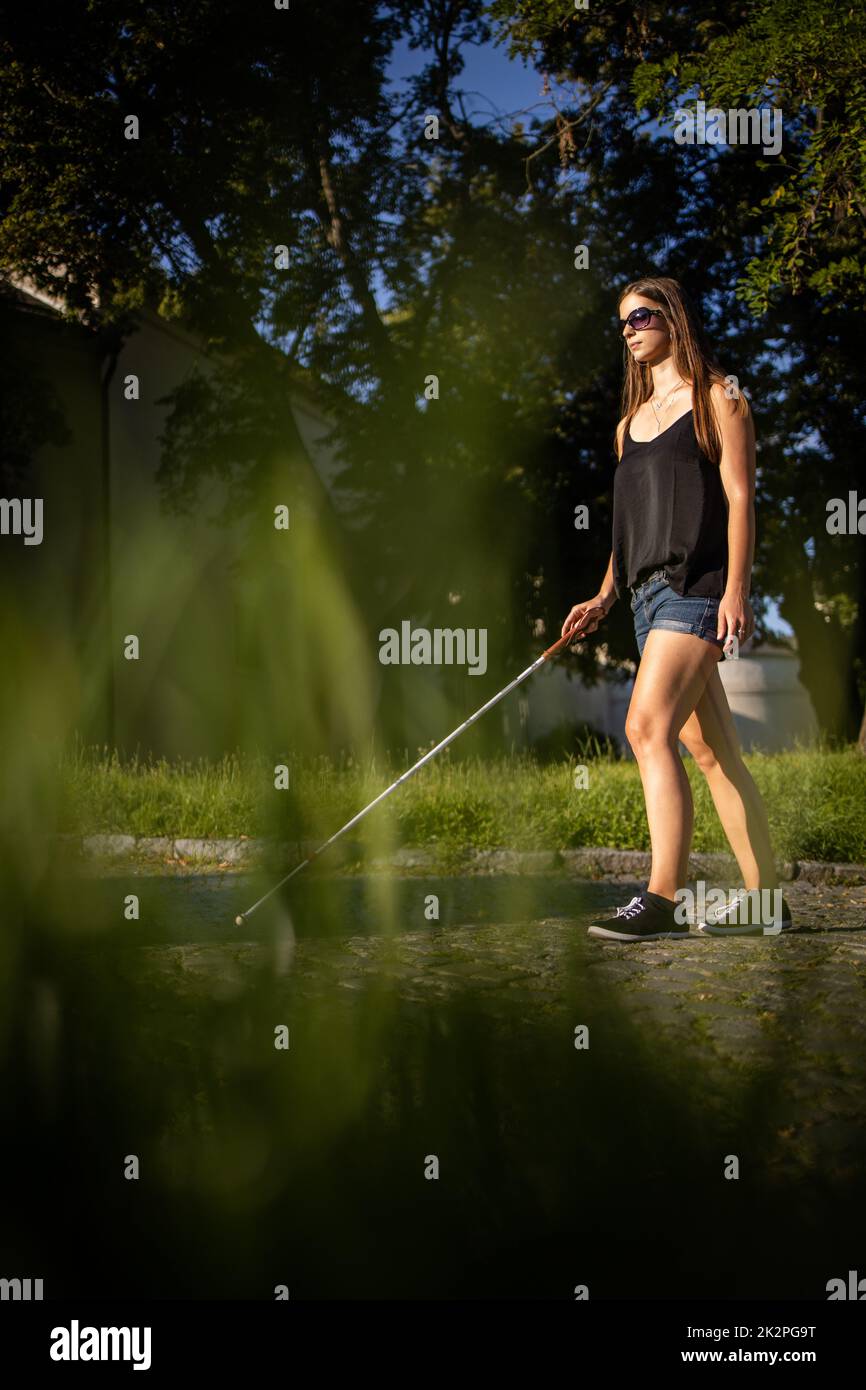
top-left (57, 740), bottom-right (866, 865)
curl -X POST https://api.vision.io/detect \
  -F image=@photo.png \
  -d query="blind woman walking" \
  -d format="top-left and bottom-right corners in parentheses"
top-left (561, 276), bottom-right (793, 940)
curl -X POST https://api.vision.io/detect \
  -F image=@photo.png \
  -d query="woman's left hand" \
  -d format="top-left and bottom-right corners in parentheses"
top-left (717, 586), bottom-right (755, 651)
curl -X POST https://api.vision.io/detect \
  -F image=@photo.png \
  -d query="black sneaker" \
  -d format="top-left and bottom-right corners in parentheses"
top-left (588, 891), bottom-right (691, 942)
top-left (697, 890), bottom-right (794, 936)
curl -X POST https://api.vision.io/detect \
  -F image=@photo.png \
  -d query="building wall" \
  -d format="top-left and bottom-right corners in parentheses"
top-left (7, 291), bottom-right (347, 758)
top-left (716, 649), bottom-right (818, 752)
top-left (108, 314), bottom-right (357, 758)
top-left (108, 312), bottom-right (240, 756)
top-left (0, 296), bottom-right (110, 742)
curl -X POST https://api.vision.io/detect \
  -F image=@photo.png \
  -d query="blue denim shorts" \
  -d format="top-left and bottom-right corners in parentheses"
top-left (630, 570), bottom-right (725, 658)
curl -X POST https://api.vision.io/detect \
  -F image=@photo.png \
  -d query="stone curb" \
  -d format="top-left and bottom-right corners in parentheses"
top-left (52, 835), bottom-right (866, 886)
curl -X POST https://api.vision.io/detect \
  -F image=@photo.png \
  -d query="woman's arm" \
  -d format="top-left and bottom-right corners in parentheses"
top-left (598, 552), bottom-right (617, 612)
top-left (712, 382), bottom-right (756, 646)
top-left (560, 553), bottom-right (617, 639)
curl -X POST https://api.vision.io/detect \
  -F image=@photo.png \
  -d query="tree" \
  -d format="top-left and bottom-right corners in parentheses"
top-left (2, 0), bottom-right (637, 752)
top-left (486, 0), bottom-right (866, 741)
top-left (631, 0), bottom-right (866, 315)
top-left (3, 0), bottom-right (864, 746)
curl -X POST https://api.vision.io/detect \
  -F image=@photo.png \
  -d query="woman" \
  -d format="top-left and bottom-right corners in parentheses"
top-left (561, 276), bottom-right (792, 941)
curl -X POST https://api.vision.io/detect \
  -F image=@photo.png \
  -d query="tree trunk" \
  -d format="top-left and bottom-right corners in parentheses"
top-left (780, 568), bottom-right (862, 743)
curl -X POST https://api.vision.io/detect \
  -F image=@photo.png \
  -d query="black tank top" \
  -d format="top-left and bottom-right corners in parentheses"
top-left (611, 409), bottom-right (728, 599)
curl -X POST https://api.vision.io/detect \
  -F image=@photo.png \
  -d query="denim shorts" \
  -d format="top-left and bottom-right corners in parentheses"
top-left (630, 570), bottom-right (725, 658)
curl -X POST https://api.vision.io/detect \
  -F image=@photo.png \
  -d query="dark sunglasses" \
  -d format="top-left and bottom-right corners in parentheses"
top-left (618, 306), bottom-right (666, 331)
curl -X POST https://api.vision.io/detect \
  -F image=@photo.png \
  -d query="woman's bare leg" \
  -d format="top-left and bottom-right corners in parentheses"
top-left (625, 630), bottom-right (722, 901)
top-left (678, 664), bottom-right (778, 890)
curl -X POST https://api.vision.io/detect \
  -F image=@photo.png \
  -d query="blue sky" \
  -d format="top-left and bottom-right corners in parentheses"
top-left (387, 30), bottom-right (546, 123)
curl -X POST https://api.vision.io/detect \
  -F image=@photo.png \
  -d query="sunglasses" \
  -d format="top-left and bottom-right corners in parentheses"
top-left (618, 306), bottom-right (666, 331)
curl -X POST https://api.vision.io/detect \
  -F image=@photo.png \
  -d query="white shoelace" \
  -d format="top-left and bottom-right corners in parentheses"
top-left (615, 895), bottom-right (644, 920)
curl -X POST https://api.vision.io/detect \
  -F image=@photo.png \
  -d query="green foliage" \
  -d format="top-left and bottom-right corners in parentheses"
top-left (2, 1), bottom-right (865, 742)
top-left (59, 742), bottom-right (866, 865)
top-left (630, 0), bottom-right (866, 313)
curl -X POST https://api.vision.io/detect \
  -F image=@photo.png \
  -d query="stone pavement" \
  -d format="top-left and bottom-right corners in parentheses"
top-left (116, 872), bottom-right (866, 1186)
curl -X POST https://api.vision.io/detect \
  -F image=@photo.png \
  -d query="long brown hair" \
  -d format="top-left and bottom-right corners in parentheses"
top-left (616, 276), bottom-right (749, 462)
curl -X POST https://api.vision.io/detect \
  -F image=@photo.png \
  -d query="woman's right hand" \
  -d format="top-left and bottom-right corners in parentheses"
top-left (561, 596), bottom-right (610, 642)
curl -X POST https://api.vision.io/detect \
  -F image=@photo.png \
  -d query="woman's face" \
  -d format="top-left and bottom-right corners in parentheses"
top-left (619, 294), bottom-right (672, 367)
